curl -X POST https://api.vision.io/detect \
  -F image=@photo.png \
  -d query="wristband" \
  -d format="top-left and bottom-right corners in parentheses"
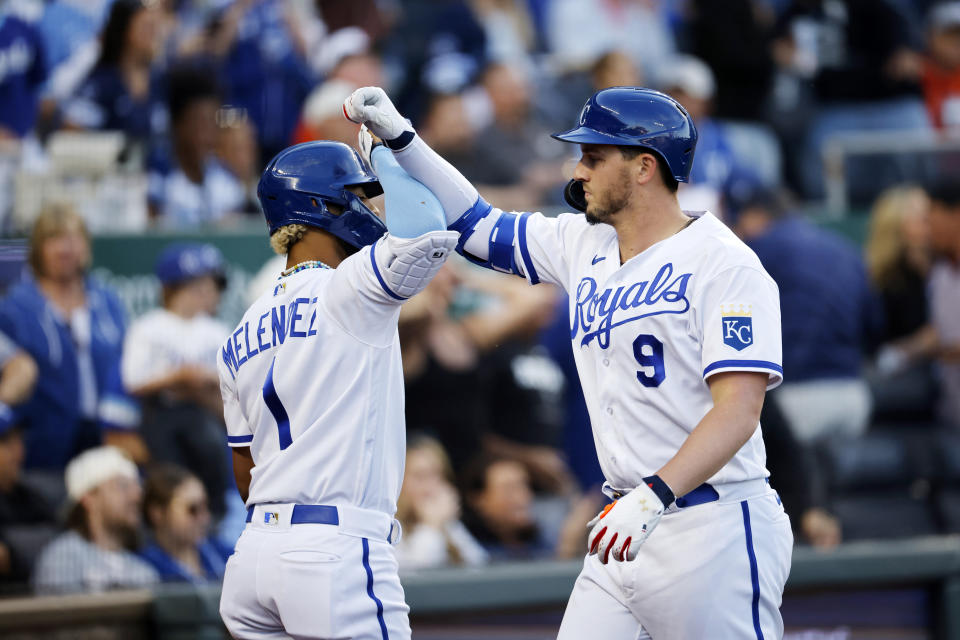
top-left (386, 130), bottom-right (415, 150)
top-left (642, 474), bottom-right (675, 508)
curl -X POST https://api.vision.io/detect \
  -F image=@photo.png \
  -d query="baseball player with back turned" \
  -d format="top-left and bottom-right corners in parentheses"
top-left (217, 133), bottom-right (457, 639)
top-left (345, 86), bottom-right (793, 638)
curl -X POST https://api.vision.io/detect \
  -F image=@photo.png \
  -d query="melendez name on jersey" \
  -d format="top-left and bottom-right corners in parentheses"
top-left (456, 200), bottom-right (782, 491)
top-left (216, 231), bottom-right (456, 514)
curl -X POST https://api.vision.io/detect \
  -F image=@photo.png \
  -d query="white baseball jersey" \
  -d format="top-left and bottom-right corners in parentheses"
top-left (472, 206), bottom-right (782, 491)
top-left (217, 231), bottom-right (457, 517)
top-left (389, 133), bottom-right (790, 638)
top-left (122, 309), bottom-right (229, 391)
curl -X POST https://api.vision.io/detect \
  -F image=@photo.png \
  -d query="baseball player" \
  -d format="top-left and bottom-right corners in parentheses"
top-left (217, 135), bottom-right (457, 639)
top-left (345, 86), bottom-right (793, 638)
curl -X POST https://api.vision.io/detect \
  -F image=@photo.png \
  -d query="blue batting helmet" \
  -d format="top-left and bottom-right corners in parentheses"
top-left (552, 87), bottom-right (698, 211)
top-left (258, 141), bottom-right (386, 249)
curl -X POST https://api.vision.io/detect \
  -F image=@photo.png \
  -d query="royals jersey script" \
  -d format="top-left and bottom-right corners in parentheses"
top-left (218, 233), bottom-right (454, 516)
top-left (468, 205), bottom-right (783, 491)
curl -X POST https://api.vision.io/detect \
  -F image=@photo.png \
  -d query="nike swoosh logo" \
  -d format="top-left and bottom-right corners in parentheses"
top-left (592, 255), bottom-right (606, 265)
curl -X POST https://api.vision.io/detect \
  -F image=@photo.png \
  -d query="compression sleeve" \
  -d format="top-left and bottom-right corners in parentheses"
top-left (390, 135), bottom-right (480, 225)
top-left (371, 145), bottom-right (447, 238)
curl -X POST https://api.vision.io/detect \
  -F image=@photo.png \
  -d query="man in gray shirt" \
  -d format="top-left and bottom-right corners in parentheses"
top-left (32, 446), bottom-right (158, 594)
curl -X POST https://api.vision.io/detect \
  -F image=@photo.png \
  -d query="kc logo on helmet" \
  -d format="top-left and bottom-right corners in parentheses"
top-left (721, 304), bottom-right (753, 351)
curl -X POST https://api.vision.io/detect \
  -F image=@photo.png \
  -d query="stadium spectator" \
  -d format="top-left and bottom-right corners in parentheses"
top-left (416, 92), bottom-right (530, 210)
top-left (62, 0), bottom-right (167, 155)
top-left (0, 329), bottom-right (38, 424)
top-left (0, 419), bottom-right (58, 591)
top-left (0, 10), bottom-right (47, 140)
top-left (291, 80), bottom-right (360, 147)
top-left (147, 65), bottom-right (246, 228)
top-left (772, 0), bottom-right (931, 198)
top-left (400, 264), bottom-right (561, 477)
top-left (312, 0), bottom-right (393, 45)
top-left (468, 0), bottom-right (536, 66)
top-left (687, 0), bottom-right (776, 122)
top-left (545, 0), bottom-right (675, 84)
top-left (215, 104), bottom-right (260, 204)
top-left (139, 464), bottom-right (230, 583)
top-left (32, 446), bottom-right (159, 594)
top-left (864, 186), bottom-right (938, 421)
top-left (395, 435), bottom-right (488, 570)
top-left (310, 26), bottom-right (386, 88)
top-left (36, 0), bottom-right (109, 76)
top-left (459, 452), bottom-right (551, 561)
top-left (591, 49), bottom-right (643, 92)
top-left (538, 296), bottom-right (604, 495)
top-left (758, 384), bottom-right (843, 549)
top-left (659, 54), bottom-right (758, 212)
top-left (430, 63), bottom-right (566, 211)
top-left (0, 336), bottom-right (50, 590)
top-left (727, 182), bottom-right (882, 444)
top-left (922, 2), bottom-right (960, 129)
top-left (121, 243), bottom-right (231, 520)
top-left (927, 180), bottom-right (960, 428)
top-left (386, 0), bottom-right (487, 120)
top-left (215, 106), bottom-right (261, 215)
top-left (208, 0), bottom-right (313, 163)
top-left (36, 0), bottom-right (116, 118)
top-left (0, 203), bottom-right (142, 471)
top-left (867, 186), bottom-right (934, 344)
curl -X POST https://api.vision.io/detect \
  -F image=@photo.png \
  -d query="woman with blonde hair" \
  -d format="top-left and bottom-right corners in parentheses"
top-left (395, 434), bottom-right (488, 570)
top-left (0, 203), bottom-right (141, 470)
top-left (865, 185), bottom-right (939, 415)
top-left (866, 185), bottom-right (932, 342)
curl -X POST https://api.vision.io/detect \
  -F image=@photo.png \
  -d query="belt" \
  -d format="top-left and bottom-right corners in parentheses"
top-left (674, 483), bottom-right (720, 508)
top-left (246, 504), bottom-right (339, 525)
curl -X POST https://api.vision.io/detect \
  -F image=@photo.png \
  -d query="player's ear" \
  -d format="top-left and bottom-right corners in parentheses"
top-left (635, 153), bottom-right (658, 186)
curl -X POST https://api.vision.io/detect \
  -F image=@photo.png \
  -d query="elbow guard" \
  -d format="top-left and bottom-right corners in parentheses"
top-left (448, 197), bottom-right (525, 277)
top-left (371, 230), bottom-right (459, 300)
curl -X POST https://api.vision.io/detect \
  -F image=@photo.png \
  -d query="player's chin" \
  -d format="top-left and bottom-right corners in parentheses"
top-left (584, 208), bottom-right (608, 226)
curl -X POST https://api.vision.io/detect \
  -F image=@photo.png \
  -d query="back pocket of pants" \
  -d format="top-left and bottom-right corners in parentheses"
top-left (277, 551), bottom-right (341, 636)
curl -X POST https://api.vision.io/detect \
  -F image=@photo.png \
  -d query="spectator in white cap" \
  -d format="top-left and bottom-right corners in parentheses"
top-left (659, 54), bottom-right (764, 216)
top-left (32, 446), bottom-right (158, 594)
top-left (122, 243), bottom-right (232, 523)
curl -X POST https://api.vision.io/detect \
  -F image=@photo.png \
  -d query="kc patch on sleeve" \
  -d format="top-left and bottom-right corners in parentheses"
top-left (720, 304), bottom-right (753, 351)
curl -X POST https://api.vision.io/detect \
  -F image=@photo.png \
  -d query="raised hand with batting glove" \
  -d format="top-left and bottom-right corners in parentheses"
top-left (587, 475), bottom-right (674, 564)
top-left (343, 87), bottom-right (412, 142)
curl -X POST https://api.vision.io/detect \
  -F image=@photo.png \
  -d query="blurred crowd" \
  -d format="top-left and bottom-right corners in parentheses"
top-left (0, 0), bottom-right (959, 601)
top-left (3, 0), bottom-right (960, 227)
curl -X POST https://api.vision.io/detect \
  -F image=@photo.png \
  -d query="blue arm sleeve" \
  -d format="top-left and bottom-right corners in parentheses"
top-left (371, 146), bottom-right (447, 238)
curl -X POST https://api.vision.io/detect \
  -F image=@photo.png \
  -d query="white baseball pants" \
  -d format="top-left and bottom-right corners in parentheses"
top-left (220, 504), bottom-right (410, 640)
top-left (558, 481), bottom-right (793, 639)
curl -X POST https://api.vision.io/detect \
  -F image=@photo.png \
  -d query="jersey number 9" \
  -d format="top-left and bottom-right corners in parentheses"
top-left (632, 334), bottom-right (665, 387)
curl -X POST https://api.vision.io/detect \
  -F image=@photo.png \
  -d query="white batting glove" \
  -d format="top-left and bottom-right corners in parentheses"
top-left (587, 482), bottom-right (666, 564)
top-left (357, 124), bottom-right (383, 166)
top-left (343, 86), bottom-right (412, 142)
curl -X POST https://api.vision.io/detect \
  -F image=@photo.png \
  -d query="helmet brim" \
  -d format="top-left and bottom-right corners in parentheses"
top-left (344, 176), bottom-right (383, 199)
top-left (551, 126), bottom-right (633, 147)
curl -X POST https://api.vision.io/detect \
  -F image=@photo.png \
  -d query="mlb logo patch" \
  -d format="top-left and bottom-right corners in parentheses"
top-left (721, 304), bottom-right (753, 351)
top-left (264, 512), bottom-right (280, 525)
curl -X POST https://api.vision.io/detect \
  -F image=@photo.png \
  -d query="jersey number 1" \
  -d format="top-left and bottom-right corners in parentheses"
top-left (632, 334), bottom-right (665, 387)
top-left (263, 357), bottom-right (293, 449)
